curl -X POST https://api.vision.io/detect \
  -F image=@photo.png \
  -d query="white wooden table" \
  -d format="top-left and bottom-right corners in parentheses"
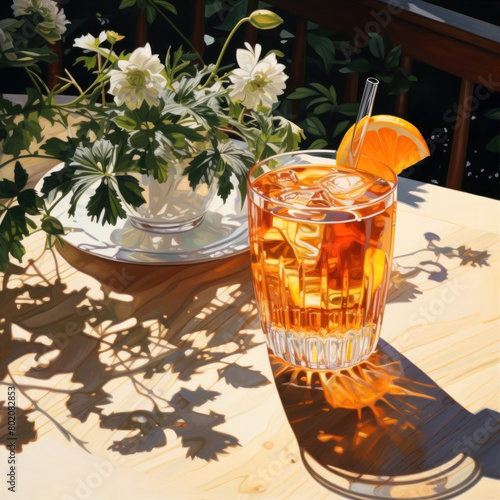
top-left (0, 167), bottom-right (499, 499)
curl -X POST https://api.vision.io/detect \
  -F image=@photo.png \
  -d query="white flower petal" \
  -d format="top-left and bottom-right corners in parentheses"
top-left (229, 43), bottom-right (288, 111)
top-left (13, 0), bottom-right (69, 43)
top-left (108, 44), bottom-right (166, 110)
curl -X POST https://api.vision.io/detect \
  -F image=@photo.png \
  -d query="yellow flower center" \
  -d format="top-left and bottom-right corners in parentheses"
top-left (248, 72), bottom-right (270, 92)
top-left (126, 69), bottom-right (147, 88)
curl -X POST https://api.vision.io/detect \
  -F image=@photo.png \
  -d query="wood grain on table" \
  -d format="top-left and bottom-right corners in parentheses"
top-left (0, 143), bottom-right (499, 499)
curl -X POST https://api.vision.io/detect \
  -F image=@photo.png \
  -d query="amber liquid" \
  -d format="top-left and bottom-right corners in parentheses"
top-left (248, 165), bottom-right (396, 369)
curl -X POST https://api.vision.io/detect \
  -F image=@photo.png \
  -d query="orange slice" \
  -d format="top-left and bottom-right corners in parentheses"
top-left (337, 115), bottom-right (430, 174)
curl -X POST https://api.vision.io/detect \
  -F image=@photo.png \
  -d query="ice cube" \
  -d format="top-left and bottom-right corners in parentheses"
top-left (263, 227), bottom-right (295, 264)
top-left (277, 188), bottom-right (315, 205)
top-left (275, 169), bottom-right (299, 188)
top-left (286, 221), bottom-right (322, 264)
top-left (306, 189), bottom-right (336, 207)
top-left (321, 171), bottom-right (374, 200)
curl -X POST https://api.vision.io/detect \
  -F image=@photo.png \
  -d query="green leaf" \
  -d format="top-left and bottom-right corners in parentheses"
top-left (377, 73), bottom-right (395, 84)
top-left (368, 33), bottom-right (385, 59)
top-left (129, 130), bottom-right (152, 149)
top-left (41, 216), bottom-right (65, 235)
top-left (26, 217), bottom-right (37, 230)
top-left (186, 150), bottom-right (217, 188)
top-left (75, 55), bottom-right (98, 71)
top-left (85, 180), bottom-right (126, 225)
top-left (1, 119), bottom-right (42, 157)
top-left (41, 137), bottom-right (79, 161)
top-left (17, 189), bottom-right (40, 215)
top-left (146, 5), bottom-right (157, 23)
top-left (41, 165), bottom-right (74, 197)
top-left (287, 87), bottom-right (320, 100)
top-left (387, 67), bottom-right (414, 95)
top-left (309, 83), bottom-right (331, 99)
top-left (313, 103), bottom-right (336, 115)
top-left (308, 33), bottom-right (336, 73)
top-left (484, 108), bottom-right (500, 120)
top-left (14, 162), bottom-right (28, 190)
top-left (9, 240), bottom-right (26, 262)
top-left (45, 234), bottom-right (66, 250)
top-left (339, 59), bottom-right (374, 74)
top-left (486, 134), bottom-right (500, 152)
top-left (303, 116), bottom-right (327, 138)
top-left (336, 103), bottom-right (359, 116)
top-left (0, 206), bottom-right (29, 242)
top-left (119, 0), bottom-right (136, 8)
top-left (144, 151), bottom-right (168, 183)
top-left (6, 47), bottom-right (57, 67)
top-left (305, 96), bottom-right (329, 110)
top-left (160, 124), bottom-right (205, 142)
top-left (0, 179), bottom-right (19, 198)
top-left (268, 49), bottom-right (285, 58)
top-left (154, 0), bottom-right (177, 15)
top-left (76, 119), bottom-right (102, 138)
top-left (215, 0), bottom-right (248, 31)
top-left (116, 175), bottom-right (146, 208)
top-left (216, 167), bottom-right (233, 202)
top-left (205, 0), bottom-right (224, 17)
top-left (329, 85), bottom-right (338, 104)
top-left (385, 45), bottom-right (402, 69)
top-left (332, 120), bottom-right (350, 138)
top-left (114, 115), bottom-right (138, 130)
top-left (309, 138), bottom-right (328, 149)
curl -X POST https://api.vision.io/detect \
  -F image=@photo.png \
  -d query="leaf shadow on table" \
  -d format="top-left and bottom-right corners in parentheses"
top-left (0, 246), bottom-right (269, 461)
top-left (397, 180), bottom-right (427, 209)
top-left (271, 340), bottom-right (500, 499)
top-left (388, 231), bottom-right (490, 303)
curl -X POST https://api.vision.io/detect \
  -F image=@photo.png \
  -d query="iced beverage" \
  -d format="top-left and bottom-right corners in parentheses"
top-left (247, 151), bottom-right (397, 369)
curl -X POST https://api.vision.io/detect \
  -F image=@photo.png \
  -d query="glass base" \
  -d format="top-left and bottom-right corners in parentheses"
top-left (266, 324), bottom-right (378, 370)
top-left (127, 213), bottom-right (206, 234)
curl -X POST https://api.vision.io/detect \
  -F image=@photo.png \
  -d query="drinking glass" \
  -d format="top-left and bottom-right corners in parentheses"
top-left (247, 150), bottom-right (397, 370)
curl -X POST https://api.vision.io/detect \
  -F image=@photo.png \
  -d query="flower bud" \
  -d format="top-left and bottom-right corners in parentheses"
top-left (106, 30), bottom-right (125, 44)
top-left (249, 10), bottom-right (283, 30)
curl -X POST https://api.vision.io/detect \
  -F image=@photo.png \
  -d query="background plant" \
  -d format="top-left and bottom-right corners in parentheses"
top-left (0, 2), bottom-right (301, 271)
top-left (286, 31), bottom-right (416, 150)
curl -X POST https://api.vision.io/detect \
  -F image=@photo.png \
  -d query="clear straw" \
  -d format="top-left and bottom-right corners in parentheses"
top-left (348, 77), bottom-right (379, 169)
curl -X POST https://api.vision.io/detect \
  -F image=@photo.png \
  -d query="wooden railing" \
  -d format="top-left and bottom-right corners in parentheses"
top-left (47, 0), bottom-right (500, 192)
top-left (263, 0), bottom-right (500, 191)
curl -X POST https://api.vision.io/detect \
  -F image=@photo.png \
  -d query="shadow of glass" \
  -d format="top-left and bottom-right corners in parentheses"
top-left (271, 339), bottom-right (499, 499)
top-left (0, 247), bottom-right (269, 461)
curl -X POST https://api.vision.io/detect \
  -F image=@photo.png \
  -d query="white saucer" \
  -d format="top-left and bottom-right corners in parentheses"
top-left (36, 165), bottom-right (249, 265)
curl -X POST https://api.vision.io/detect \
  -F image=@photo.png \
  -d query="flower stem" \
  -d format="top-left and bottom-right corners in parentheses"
top-left (97, 54), bottom-right (106, 106)
top-left (202, 17), bottom-right (250, 89)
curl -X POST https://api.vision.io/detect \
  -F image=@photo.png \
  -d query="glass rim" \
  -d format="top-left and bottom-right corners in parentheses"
top-left (247, 149), bottom-right (398, 213)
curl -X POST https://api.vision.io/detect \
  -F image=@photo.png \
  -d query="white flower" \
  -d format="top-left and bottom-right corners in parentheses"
top-left (73, 31), bottom-right (107, 53)
top-left (0, 28), bottom-right (16, 61)
top-left (108, 43), bottom-right (167, 110)
top-left (12, 0), bottom-right (69, 44)
top-left (229, 43), bottom-right (288, 111)
top-left (11, 0), bottom-right (33, 16)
